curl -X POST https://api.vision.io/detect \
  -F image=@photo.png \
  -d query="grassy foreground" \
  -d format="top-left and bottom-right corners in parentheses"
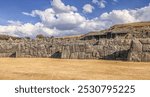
top-left (0, 58), bottom-right (149, 80)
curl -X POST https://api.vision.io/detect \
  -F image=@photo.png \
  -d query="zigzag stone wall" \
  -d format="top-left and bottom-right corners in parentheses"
top-left (61, 39), bottom-right (131, 60)
top-left (0, 38), bottom-right (150, 62)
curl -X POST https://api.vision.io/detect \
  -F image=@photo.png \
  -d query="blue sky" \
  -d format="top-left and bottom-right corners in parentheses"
top-left (0, 0), bottom-right (150, 37)
top-left (0, 0), bottom-right (149, 24)
top-left (0, 0), bottom-right (50, 24)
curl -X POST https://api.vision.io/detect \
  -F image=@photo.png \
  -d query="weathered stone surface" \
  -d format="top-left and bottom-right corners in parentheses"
top-left (130, 39), bottom-right (143, 52)
top-left (60, 39), bottom-right (132, 60)
top-left (0, 32), bottom-right (149, 62)
top-left (128, 52), bottom-right (142, 62)
top-left (142, 52), bottom-right (150, 62)
top-left (128, 39), bottom-right (150, 62)
top-left (143, 45), bottom-right (150, 52)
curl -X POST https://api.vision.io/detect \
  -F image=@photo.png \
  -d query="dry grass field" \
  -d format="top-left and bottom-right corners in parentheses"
top-left (0, 58), bottom-right (150, 80)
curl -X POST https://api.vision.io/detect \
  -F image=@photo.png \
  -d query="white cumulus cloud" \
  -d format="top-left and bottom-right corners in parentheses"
top-left (0, 22), bottom-right (56, 37)
top-left (100, 10), bottom-right (137, 24)
top-left (83, 4), bottom-right (95, 13)
top-left (51, 0), bottom-right (77, 13)
top-left (23, 9), bottom-right (86, 30)
top-left (92, 0), bottom-right (106, 8)
top-left (100, 4), bottom-right (150, 24)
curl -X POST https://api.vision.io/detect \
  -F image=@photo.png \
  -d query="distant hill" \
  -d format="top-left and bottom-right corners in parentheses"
top-left (0, 34), bottom-right (21, 40)
top-left (83, 22), bottom-right (150, 39)
top-left (108, 21), bottom-right (150, 31)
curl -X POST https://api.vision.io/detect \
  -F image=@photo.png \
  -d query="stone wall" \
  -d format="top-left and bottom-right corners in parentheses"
top-left (61, 39), bottom-right (131, 60)
top-left (0, 37), bottom-right (149, 62)
top-left (128, 39), bottom-right (150, 62)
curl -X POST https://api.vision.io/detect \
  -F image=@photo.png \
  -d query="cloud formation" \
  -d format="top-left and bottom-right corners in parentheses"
top-left (0, 22), bottom-right (56, 37)
top-left (100, 4), bottom-right (150, 24)
top-left (0, 0), bottom-right (150, 37)
top-left (83, 4), bottom-right (95, 13)
top-left (92, 0), bottom-right (106, 8)
top-left (51, 0), bottom-right (77, 13)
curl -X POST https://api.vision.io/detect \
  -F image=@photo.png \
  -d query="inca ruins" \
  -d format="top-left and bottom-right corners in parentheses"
top-left (0, 22), bottom-right (150, 62)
